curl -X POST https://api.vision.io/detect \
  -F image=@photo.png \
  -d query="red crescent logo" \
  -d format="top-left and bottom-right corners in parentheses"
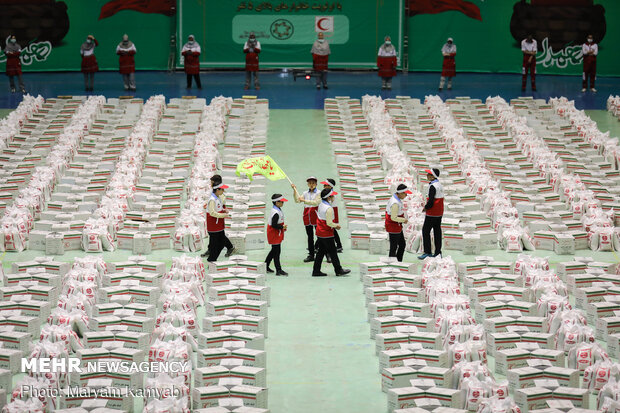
top-left (317, 17), bottom-right (329, 31)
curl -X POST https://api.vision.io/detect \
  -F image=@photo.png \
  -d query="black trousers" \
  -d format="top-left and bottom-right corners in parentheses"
top-left (422, 215), bottom-right (442, 255)
top-left (313, 229), bottom-right (341, 260)
top-left (388, 232), bottom-right (406, 262)
top-left (265, 244), bottom-right (282, 271)
top-left (305, 225), bottom-right (315, 256)
top-left (207, 230), bottom-right (233, 262)
top-left (187, 73), bottom-right (202, 89)
top-left (313, 236), bottom-right (343, 274)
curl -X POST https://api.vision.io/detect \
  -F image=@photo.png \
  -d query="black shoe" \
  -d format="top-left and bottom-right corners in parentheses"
top-left (10, 87), bottom-right (15, 93)
top-left (312, 272), bottom-right (327, 277)
top-left (225, 247), bottom-right (236, 257)
top-left (336, 268), bottom-right (351, 276)
top-left (200, 251), bottom-right (209, 257)
top-left (438, 87), bottom-right (443, 91)
top-left (276, 270), bottom-right (288, 276)
top-left (323, 85), bottom-right (328, 89)
top-left (326, 256), bottom-right (332, 264)
top-left (303, 255), bottom-right (314, 263)
top-left (433, 252), bottom-right (442, 258)
top-left (266, 266), bottom-right (274, 273)
top-left (521, 88), bottom-right (526, 92)
top-left (336, 247), bottom-right (343, 253)
top-left (20, 86), bottom-right (26, 93)
top-left (447, 86), bottom-right (451, 90)
top-left (532, 87), bottom-right (537, 92)
top-left (316, 85), bottom-right (321, 90)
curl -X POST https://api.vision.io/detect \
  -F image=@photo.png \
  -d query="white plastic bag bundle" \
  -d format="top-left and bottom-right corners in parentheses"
top-left (434, 308), bottom-right (475, 335)
top-left (57, 292), bottom-right (95, 316)
top-left (476, 396), bottom-right (521, 413)
top-left (152, 322), bottom-right (198, 352)
top-left (448, 340), bottom-right (487, 367)
top-left (547, 309), bottom-right (588, 334)
top-left (584, 361), bottom-right (618, 391)
top-left (450, 360), bottom-right (491, 389)
top-left (39, 324), bottom-right (83, 353)
top-left (171, 255), bottom-right (205, 281)
top-left (144, 373), bottom-right (191, 402)
top-left (47, 307), bottom-right (89, 335)
top-left (161, 279), bottom-right (205, 306)
top-left (143, 396), bottom-right (190, 413)
top-left (155, 310), bottom-right (198, 336)
top-left (555, 323), bottom-right (595, 351)
top-left (567, 342), bottom-right (610, 371)
top-left (537, 293), bottom-right (570, 317)
top-left (148, 338), bottom-right (192, 364)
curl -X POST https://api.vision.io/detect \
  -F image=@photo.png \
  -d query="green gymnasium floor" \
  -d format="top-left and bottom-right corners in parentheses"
top-left (0, 108), bottom-right (619, 412)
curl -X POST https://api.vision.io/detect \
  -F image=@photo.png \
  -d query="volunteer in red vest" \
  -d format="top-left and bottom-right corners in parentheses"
top-left (182, 35), bottom-right (201, 89)
top-left (265, 194), bottom-right (288, 276)
top-left (307, 178), bottom-right (342, 263)
top-left (4, 35), bottom-right (25, 93)
top-left (116, 34), bottom-right (137, 92)
top-left (206, 183), bottom-right (235, 261)
top-left (419, 168), bottom-right (444, 259)
top-left (201, 174), bottom-right (223, 258)
top-left (521, 34), bottom-right (537, 92)
top-left (312, 188), bottom-right (351, 277)
top-left (311, 32), bottom-right (330, 90)
top-left (385, 184), bottom-right (411, 262)
top-left (80, 35), bottom-right (98, 92)
top-left (377, 36), bottom-right (397, 90)
top-left (243, 32), bottom-right (261, 90)
top-left (292, 177), bottom-right (320, 262)
top-left (439, 37), bottom-right (456, 91)
top-left (582, 34), bottom-right (598, 93)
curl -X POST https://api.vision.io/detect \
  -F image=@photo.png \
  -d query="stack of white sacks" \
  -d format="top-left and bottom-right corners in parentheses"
top-left (174, 97), bottom-right (229, 252)
top-left (488, 96), bottom-right (619, 252)
top-left (608, 95), bottom-right (620, 121)
top-left (324, 97), bottom-right (396, 254)
top-left (377, 96), bottom-right (501, 254)
top-left (0, 96), bottom-right (104, 252)
top-left (26, 98), bottom-right (142, 254)
top-left (219, 98), bottom-right (269, 253)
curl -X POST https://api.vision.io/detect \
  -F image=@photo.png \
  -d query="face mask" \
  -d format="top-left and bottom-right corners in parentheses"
top-left (385, 41), bottom-right (391, 45)
top-left (318, 39), bottom-right (324, 43)
top-left (10, 39), bottom-right (16, 44)
top-left (587, 38), bottom-right (593, 43)
top-left (86, 39), bottom-right (92, 44)
top-left (448, 42), bottom-right (452, 45)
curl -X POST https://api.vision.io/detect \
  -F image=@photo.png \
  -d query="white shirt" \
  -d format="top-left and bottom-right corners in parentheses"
top-left (442, 43), bottom-right (456, 55)
top-left (244, 40), bottom-right (261, 51)
top-left (182, 42), bottom-right (201, 54)
top-left (116, 44), bottom-right (137, 54)
top-left (378, 44), bottom-right (397, 57)
top-left (386, 194), bottom-right (406, 223)
top-left (521, 39), bottom-right (537, 54)
top-left (582, 43), bottom-right (598, 56)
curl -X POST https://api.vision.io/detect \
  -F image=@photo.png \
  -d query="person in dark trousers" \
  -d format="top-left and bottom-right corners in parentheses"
top-left (521, 34), bottom-right (537, 92)
top-left (206, 183), bottom-right (235, 261)
top-left (201, 174), bottom-right (223, 258)
top-left (312, 188), bottom-right (351, 277)
top-left (5, 35), bottom-right (26, 93)
top-left (419, 168), bottom-right (444, 259)
top-left (311, 32), bottom-right (330, 89)
top-left (385, 183), bottom-right (412, 262)
top-left (308, 179), bottom-right (342, 262)
top-left (292, 177), bottom-right (319, 263)
top-left (80, 35), bottom-right (98, 91)
top-left (182, 34), bottom-right (201, 89)
top-left (265, 194), bottom-right (288, 276)
top-left (116, 34), bottom-right (137, 91)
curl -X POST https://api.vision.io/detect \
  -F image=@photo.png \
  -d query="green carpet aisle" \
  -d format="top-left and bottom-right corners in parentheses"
top-left (263, 110), bottom-right (387, 412)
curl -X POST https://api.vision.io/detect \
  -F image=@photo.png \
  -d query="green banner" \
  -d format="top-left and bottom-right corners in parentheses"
top-left (0, 0), bottom-right (174, 72)
top-left (179, 0), bottom-right (403, 68)
top-left (407, 0), bottom-right (618, 76)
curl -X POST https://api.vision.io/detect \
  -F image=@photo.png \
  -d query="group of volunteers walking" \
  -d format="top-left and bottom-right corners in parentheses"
top-left (201, 169), bottom-right (445, 276)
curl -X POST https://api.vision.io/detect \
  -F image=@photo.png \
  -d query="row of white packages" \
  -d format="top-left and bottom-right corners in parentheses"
top-left (82, 96), bottom-right (165, 252)
top-left (488, 96), bottom-right (616, 251)
top-left (425, 96), bottom-right (532, 253)
top-left (0, 94), bottom-right (44, 151)
top-left (174, 97), bottom-right (231, 252)
top-left (1, 96), bottom-right (105, 252)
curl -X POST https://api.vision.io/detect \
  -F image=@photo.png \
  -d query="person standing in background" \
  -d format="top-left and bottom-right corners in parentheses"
top-left (439, 37), bottom-right (456, 91)
top-left (265, 194), bottom-right (288, 276)
top-left (521, 34), bottom-right (537, 92)
top-left (385, 184), bottom-right (411, 262)
top-left (418, 168), bottom-right (444, 260)
top-left (116, 34), bottom-right (137, 92)
top-left (80, 35), bottom-right (98, 92)
top-left (311, 32), bottom-right (330, 90)
top-left (377, 36), bottom-right (397, 90)
top-left (5, 36), bottom-right (25, 93)
top-left (182, 35), bottom-right (201, 89)
top-left (243, 32), bottom-right (261, 90)
top-left (582, 34), bottom-right (598, 93)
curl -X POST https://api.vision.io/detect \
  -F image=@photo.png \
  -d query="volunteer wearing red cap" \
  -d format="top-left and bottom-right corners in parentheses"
top-left (313, 188), bottom-right (351, 277)
top-left (265, 194), bottom-right (288, 276)
top-left (292, 177), bottom-right (320, 262)
top-left (385, 183), bottom-right (411, 262)
top-left (206, 183), bottom-right (235, 261)
top-left (419, 168), bottom-right (444, 259)
top-left (305, 178), bottom-right (343, 263)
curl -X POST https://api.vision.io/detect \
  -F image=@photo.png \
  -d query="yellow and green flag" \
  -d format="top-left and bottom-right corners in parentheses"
top-left (235, 155), bottom-right (287, 181)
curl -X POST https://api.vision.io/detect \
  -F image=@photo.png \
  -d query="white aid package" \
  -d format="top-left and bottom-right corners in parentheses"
top-left (144, 373), bottom-right (191, 401)
top-left (555, 323), bottom-right (595, 352)
top-left (155, 310), bottom-right (198, 335)
top-left (431, 293), bottom-right (471, 317)
top-left (443, 324), bottom-right (485, 348)
top-left (461, 376), bottom-right (505, 411)
top-left (171, 255), bottom-right (206, 281)
top-left (584, 361), bottom-right (618, 392)
top-left (476, 396), bottom-right (521, 413)
top-left (148, 338), bottom-right (192, 364)
top-left (143, 396), bottom-right (190, 413)
top-left (450, 360), bottom-right (491, 389)
top-left (173, 224), bottom-right (203, 252)
top-left (513, 254), bottom-right (549, 275)
top-left (547, 309), bottom-right (588, 334)
top-left (73, 256), bottom-right (107, 277)
top-left (448, 340), bottom-right (487, 367)
top-left (39, 324), bottom-right (83, 353)
top-left (536, 293), bottom-right (571, 318)
top-left (434, 308), bottom-right (475, 335)
top-left (47, 307), bottom-right (89, 335)
top-left (598, 374), bottom-right (620, 411)
top-left (4, 398), bottom-right (46, 413)
top-left (152, 322), bottom-right (198, 352)
top-left (161, 279), bottom-right (205, 306)
top-left (567, 342), bottom-right (610, 371)
top-left (500, 228), bottom-right (523, 253)
top-left (57, 292), bottom-right (95, 316)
